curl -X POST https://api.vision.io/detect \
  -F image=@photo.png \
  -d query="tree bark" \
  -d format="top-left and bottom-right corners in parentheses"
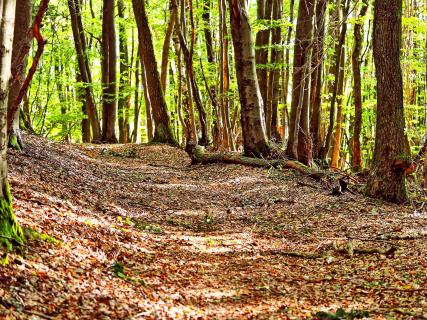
top-left (309, 0), bottom-right (326, 160)
top-left (101, 0), bottom-right (118, 143)
top-left (366, 0), bottom-right (408, 203)
top-left (229, 0), bottom-right (270, 157)
top-left (7, 0), bottom-right (31, 150)
top-left (351, 0), bottom-right (368, 171)
top-left (321, 0), bottom-right (349, 161)
top-left (176, 0), bottom-right (209, 146)
top-left (160, 0), bottom-right (177, 92)
top-left (0, 0), bottom-right (25, 253)
top-left (285, 0), bottom-right (315, 164)
top-left (132, 0), bottom-right (176, 144)
top-left (118, 0), bottom-right (130, 143)
top-left (330, 49), bottom-right (345, 169)
top-left (255, 0), bottom-right (273, 107)
top-left (219, 0), bottom-right (233, 150)
top-left (281, 0), bottom-right (295, 140)
top-left (76, 72), bottom-right (91, 143)
top-left (267, 0), bottom-right (282, 141)
top-left (68, 0), bottom-right (101, 141)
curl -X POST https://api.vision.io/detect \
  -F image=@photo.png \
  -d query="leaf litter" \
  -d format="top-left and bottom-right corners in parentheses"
top-left (0, 133), bottom-right (426, 319)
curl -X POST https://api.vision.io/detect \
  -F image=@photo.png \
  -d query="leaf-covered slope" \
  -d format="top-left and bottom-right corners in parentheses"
top-left (0, 133), bottom-right (426, 319)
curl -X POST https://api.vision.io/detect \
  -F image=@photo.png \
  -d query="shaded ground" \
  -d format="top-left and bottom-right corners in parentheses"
top-left (1, 134), bottom-right (426, 319)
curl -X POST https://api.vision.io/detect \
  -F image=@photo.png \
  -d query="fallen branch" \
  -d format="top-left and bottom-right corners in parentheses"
top-left (186, 145), bottom-right (324, 180)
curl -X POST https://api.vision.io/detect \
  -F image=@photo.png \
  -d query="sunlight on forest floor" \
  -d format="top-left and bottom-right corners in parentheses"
top-left (0, 134), bottom-right (426, 319)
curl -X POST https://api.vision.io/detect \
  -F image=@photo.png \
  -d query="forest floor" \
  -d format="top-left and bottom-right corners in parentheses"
top-left (0, 133), bottom-right (426, 319)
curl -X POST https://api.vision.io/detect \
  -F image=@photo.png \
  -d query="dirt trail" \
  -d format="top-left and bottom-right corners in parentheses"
top-left (1, 134), bottom-right (426, 319)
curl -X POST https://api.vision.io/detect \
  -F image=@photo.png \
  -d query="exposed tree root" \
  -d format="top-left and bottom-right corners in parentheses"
top-left (186, 145), bottom-right (324, 180)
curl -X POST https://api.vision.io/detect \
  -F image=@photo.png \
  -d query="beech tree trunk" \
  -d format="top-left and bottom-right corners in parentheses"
top-left (0, 0), bottom-right (25, 253)
top-left (176, 0), bottom-right (209, 146)
top-left (76, 72), bottom-right (91, 143)
top-left (266, 0), bottom-right (282, 141)
top-left (281, 0), bottom-right (295, 140)
top-left (160, 0), bottom-right (177, 92)
top-left (7, 0), bottom-right (31, 150)
top-left (330, 49), bottom-right (345, 168)
top-left (255, 0), bottom-right (272, 107)
top-left (118, 0), bottom-right (130, 143)
top-left (351, 0), bottom-right (368, 171)
top-left (310, 0), bottom-right (326, 160)
top-left (366, 0), bottom-right (408, 203)
top-left (132, 0), bottom-right (176, 144)
top-left (285, 0), bottom-right (315, 164)
top-left (68, 0), bottom-right (101, 141)
top-left (101, 0), bottom-right (118, 143)
top-left (321, 0), bottom-right (349, 161)
top-left (219, 0), bottom-right (234, 150)
top-left (229, 0), bottom-right (270, 157)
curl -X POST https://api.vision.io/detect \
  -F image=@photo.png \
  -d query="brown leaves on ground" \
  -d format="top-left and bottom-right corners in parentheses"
top-left (1, 133), bottom-right (426, 319)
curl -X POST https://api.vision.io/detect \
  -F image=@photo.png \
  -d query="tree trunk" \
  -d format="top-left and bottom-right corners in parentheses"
top-left (176, 0), bottom-right (209, 146)
top-left (255, 0), bottom-right (273, 107)
top-left (118, 0), bottom-right (130, 143)
top-left (366, 0), bottom-right (408, 203)
top-left (321, 0), bottom-right (349, 161)
top-left (229, 0), bottom-right (270, 157)
top-left (219, 0), bottom-right (233, 150)
top-left (309, 0), bottom-right (326, 160)
top-left (7, 0), bottom-right (31, 151)
top-left (351, 0), bottom-right (368, 171)
top-left (132, 0), bottom-right (176, 144)
top-left (330, 49), bottom-right (345, 169)
top-left (285, 0), bottom-right (315, 163)
top-left (281, 0), bottom-right (295, 140)
top-left (0, 0), bottom-right (25, 254)
top-left (101, 0), bottom-right (118, 143)
top-left (160, 0), bottom-right (177, 92)
top-left (68, 0), bottom-right (101, 141)
top-left (267, 0), bottom-right (282, 141)
top-left (76, 72), bottom-right (91, 143)
top-left (132, 54), bottom-right (141, 143)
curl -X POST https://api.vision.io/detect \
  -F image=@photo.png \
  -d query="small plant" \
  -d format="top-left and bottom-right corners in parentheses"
top-left (110, 261), bottom-right (145, 285)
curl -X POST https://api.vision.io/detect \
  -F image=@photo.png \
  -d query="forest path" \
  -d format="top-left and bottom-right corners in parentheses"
top-left (1, 134), bottom-right (426, 319)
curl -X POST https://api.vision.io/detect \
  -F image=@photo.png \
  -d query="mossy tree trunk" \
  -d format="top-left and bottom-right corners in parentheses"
top-left (0, 0), bottom-right (25, 254)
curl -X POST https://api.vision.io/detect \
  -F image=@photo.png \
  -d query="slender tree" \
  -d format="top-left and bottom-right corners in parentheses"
top-left (68, 0), bottom-right (101, 141)
top-left (286, 0), bottom-right (315, 164)
top-left (101, 0), bottom-right (118, 142)
top-left (118, 0), bottom-right (130, 143)
top-left (310, 0), bottom-right (326, 160)
top-left (351, 0), bottom-right (368, 171)
top-left (229, 0), bottom-right (270, 157)
top-left (255, 0), bottom-right (273, 107)
top-left (366, 0), bottom-right (408, 203)
top-left (132, 0), bottom-right (176, 144)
